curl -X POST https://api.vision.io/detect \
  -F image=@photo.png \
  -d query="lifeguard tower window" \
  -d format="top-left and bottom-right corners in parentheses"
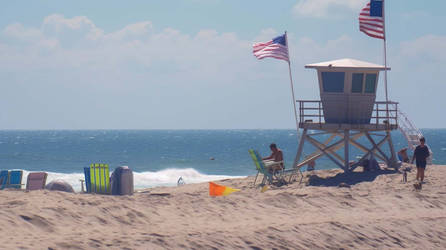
top-left (321, 72), bottom-right (344, 93)
top-left (352, 73), bottom-right (364, 93)
top-left (365, 74), bottom-right (377, 93)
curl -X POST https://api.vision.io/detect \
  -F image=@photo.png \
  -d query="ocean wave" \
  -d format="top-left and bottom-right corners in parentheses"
top-left (19, 168), bottom-right (244, 192)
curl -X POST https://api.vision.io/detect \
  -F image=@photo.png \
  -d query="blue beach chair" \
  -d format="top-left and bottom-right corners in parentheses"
top-left (0, 170), bottom-right (8, 189)
top-left (8, 170), bottom-right (24, 189)
top-left (83, 167), bottom-right (91, 193)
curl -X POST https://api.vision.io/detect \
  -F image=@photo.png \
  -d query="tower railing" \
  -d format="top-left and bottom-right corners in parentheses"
top-left (297, 100), bottom-right (398, 130)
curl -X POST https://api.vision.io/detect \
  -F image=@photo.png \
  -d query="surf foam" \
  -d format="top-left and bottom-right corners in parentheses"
top-left (20, 168), bottom-right (244, 192)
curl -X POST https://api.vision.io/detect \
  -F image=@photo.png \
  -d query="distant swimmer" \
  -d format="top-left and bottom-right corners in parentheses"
top-left (210, 157), bottom-right (215, 160)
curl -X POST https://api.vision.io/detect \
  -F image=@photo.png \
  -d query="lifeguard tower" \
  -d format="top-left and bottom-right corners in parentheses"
top-left (294, 58), bottom-right (400, 172)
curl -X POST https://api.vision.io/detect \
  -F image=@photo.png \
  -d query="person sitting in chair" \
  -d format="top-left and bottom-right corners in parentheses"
top-left (262, 143), bottom-right (284, 173)
top-left (398, 148), bottom-right (410, 163)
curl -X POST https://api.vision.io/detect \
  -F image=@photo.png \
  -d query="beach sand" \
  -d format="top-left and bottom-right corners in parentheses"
top-left (1, 164), bottom-right (446, 249)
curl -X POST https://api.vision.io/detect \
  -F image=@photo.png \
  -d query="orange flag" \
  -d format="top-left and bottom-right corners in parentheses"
top-left (209, 182), bottom-right (240, 196)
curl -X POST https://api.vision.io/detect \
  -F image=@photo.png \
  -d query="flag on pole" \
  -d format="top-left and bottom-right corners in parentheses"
top-left (359, 0), bottom-right (385, 39)
top-left (253, 34), bottom-right (289, 62)
top-left (209, 182), bottom-right (240, 196)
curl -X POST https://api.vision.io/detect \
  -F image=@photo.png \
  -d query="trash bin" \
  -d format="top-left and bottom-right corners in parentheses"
top-left (111, 166), bottom-right (134, 195)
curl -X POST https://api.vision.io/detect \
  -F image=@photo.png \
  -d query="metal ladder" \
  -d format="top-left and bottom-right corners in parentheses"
top-left (397, 108), bottom-right (433, 164)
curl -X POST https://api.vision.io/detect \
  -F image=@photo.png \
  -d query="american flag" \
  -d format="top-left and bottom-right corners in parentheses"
top-left (359, 0), bottom-right (385, 40)
top-left (253, 34), bottom-right (289, 62)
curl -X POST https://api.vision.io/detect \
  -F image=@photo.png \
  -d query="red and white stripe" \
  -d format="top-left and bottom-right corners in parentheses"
top-left (359, 2), bottom-right (385, 40)
top-left (252, 41), bottom-right (289, 62)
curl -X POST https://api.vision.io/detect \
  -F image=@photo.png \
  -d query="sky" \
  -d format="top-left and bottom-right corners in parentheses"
top-left (0, 0), bottom-right (445, 129)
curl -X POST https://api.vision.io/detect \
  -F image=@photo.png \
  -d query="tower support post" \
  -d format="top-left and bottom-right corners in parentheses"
top-left (294, 128), bottom-right (400, 173)
top-left (344, 129), bottom-right (350, 171)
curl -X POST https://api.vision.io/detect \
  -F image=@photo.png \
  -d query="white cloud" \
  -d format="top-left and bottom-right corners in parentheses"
top-left (399, 10), bottom-right (430, 21)
top-left (400, 35), bottom-right (446, 63)
top-left (0, 14), bottom-right (253, 81)
top-left (379, 34), bottom-right (446, 128)
top-left (0, 15), bottom-right (295, 129)
top-left (253, 28), bottom-right (279, 42)
top-left (4, 23), bottom-right (41, 40)
top-left (293, 0), bottom-right (366, 18)
top-left (3, 22), bottom-right (58, 48)
top-left (1, 14), bottom-right (443, 129)
top-left (42, 14), bottom-right (103, 40)
top-left (106, 21), bottom-right (153, 41)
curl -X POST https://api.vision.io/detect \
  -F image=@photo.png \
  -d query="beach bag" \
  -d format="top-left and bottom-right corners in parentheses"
top-left (111, 166), bottom-right (134, 195)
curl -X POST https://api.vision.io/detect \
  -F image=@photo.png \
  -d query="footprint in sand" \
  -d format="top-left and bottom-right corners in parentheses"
top-left (20, 214), bottom-right (54, 232)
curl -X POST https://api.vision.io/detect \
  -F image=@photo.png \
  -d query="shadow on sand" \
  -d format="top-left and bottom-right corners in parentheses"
top-left (307, 169), bottom-right (399, 187)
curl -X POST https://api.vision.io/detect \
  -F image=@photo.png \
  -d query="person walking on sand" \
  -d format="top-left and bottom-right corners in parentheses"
top-left (411, 137), bottom-right (430, 183)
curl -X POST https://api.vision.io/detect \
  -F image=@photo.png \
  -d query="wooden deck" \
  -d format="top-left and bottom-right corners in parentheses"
top-left (297, 100), bottom-right (399, 132)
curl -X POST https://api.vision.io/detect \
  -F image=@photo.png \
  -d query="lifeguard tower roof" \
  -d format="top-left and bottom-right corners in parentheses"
top-left (305, 58), bottom-right (390, 71)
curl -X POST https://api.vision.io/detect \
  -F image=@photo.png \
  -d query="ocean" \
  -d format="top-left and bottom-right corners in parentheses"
top-left (0, 129), bottom-right (444, 191)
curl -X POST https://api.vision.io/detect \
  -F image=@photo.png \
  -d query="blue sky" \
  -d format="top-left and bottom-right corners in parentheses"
top-left (1, 0), bottom-right (445, 129)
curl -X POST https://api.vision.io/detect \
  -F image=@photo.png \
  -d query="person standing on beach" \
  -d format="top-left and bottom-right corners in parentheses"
top-left (262, 143), bottom-right (284, 173)
top-left (411, 137), bottom-right (430, 183)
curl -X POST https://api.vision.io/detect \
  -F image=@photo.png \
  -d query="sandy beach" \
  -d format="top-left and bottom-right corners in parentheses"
top-left (1, 164), bottom-right (446, 249)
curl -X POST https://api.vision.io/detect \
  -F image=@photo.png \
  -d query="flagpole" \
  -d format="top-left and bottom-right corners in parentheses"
top-left (284, 31), bottom-right (300, 140)
top-left (383, 0), bottom-right (389, 124)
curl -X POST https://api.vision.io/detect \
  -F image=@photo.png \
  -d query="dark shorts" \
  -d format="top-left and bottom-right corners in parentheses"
top-left (416, 161), bottom-right (427, 169)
